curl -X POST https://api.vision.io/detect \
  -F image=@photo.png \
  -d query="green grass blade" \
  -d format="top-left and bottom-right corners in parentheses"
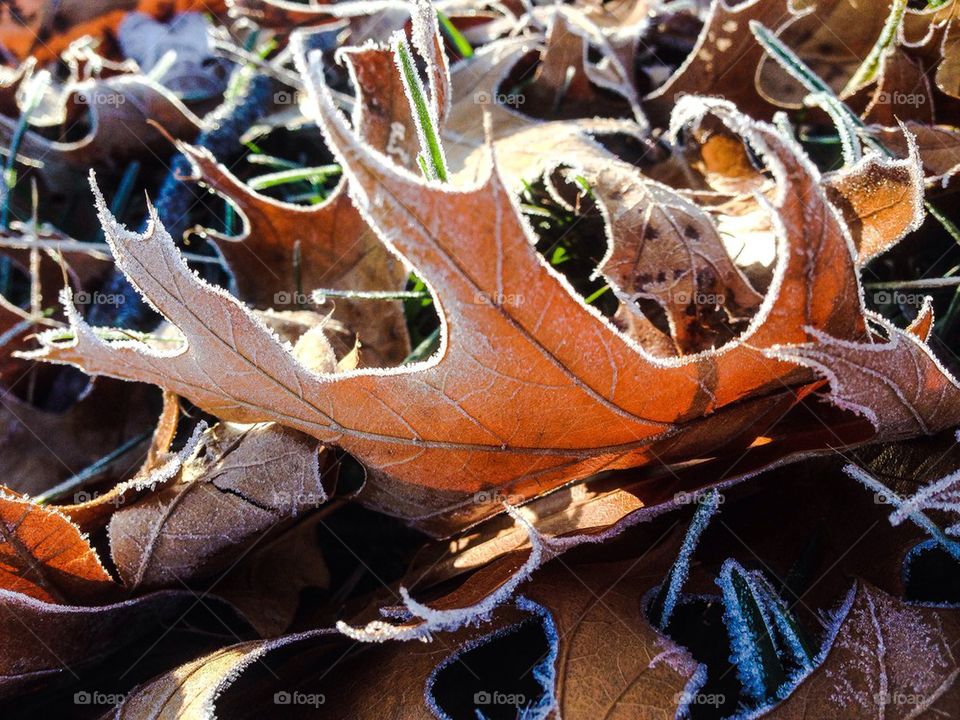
top-left (394, 36), bottom-right (449, 182)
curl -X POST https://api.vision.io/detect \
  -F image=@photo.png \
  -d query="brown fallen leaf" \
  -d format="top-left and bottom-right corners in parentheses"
top-left (0, 1), bottom-right (229, 63)
top-left (862, 47), bottom-right (935, 126)
top-left (521, 7), bottom-right (640, 122)
top-left (646, 0), bottom-right (789, 123)
top-left (649, 0), bottom-right (899, 122)
top-left (116, 530), bottom-right (700, 719)
top-left (772, 315), bottom-right (960, 440)
top-left (768, 582), bottom-right (960, 718)
top-left (903, 0), bottom-right (960, 101)
top-left (822, 143), bottom-right (926, 264)
top-left (29, 86), bottom-right (951, 535)
top-left (57, 391), bottom-right (190, 532)
top-left (0, 73), bottom-right (206, 178)
top-left (0, 587), bottom-right (213, 699)
top-left (215, 512), bottom-right (331, 637)
top-left (108, 422), bottom-right (333, 590)
top-left (870, 122), bottom-right (960, 186)
top-left (0, 226), bottom-right (113, 389)
top-left (441, 33), bottom-right (647, 189)
top-left (0, 379), bottom-right (158, 498)
top-left (584, 161), bottom-right (763, 355)
top-left (107, 630), bottom-right (334, 719)
top-left (0, 488), bottom-right (115, 604)
top-left (754, 0), bottom-right (895, 107)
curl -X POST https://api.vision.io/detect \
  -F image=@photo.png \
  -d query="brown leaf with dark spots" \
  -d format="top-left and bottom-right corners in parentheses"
top-left (586, 162), bottom-right (763, 355)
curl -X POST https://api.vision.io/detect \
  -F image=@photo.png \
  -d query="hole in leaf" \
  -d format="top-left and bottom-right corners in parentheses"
top-left (429, 615), bottom-right (554, 720)
top-left (904, 539), bottom-right (960, 604)
top-left (656, 596), bottom-right (741, 719)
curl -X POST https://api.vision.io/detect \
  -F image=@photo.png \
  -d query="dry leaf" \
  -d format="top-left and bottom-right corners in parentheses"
top-left (870, 122), bottom-right (960, 186)
top-left (823, 144), bottom-right (926, 264)
top-left (768, 582), bottom-right (960, 718)
top-left (215, 513), bottom-right (330, 637)
top-left (646, 0), bottom-right (788, 123)
top-left (0, 488), bottom-right (114, 604)
top-left (108, 422), bottom-right (332, 590)
top-left (0, 380), bottom-right (158, 497)
top-left (903, 0), bottom-right (960, 100)
top-left (116, 535), bottom-right (700, 719)
top-left (585, 161), bottom-right (763, 355)
top-left (0, 588), bottom-right (208, 699)
top-left (27, 89), bottom-right (955, 535)
top-left (773, 315), bottom-right (960, 440)
top-left (521, 8), bottom-right (640, 121)
top-left (754, 0), bottom-right (895, 106)
top-left (862, 47), bottom-right (935, 126)
top-left (0, 73), bottom-right (206, 176)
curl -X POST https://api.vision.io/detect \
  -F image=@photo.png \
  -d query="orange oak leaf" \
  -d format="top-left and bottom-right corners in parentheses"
top-left (25, 85), bottom-right (933, 535)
